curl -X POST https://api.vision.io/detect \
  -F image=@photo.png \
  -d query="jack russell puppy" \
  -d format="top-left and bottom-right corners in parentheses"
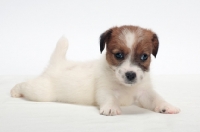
top-left (11, 25), bottom-right (180, 116)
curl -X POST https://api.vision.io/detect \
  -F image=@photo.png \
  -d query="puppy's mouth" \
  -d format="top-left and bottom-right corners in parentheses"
top-left (125, 80), bottom-right (137, 84)
top-left (122, 79), bottom-right (138, 87)
top-left (118, 77), bottom-right (138, 86)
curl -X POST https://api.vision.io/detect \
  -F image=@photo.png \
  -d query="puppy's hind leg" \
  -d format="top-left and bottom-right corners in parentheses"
top-left (49, 36), bottom-right (68, 65)
top-left (11, 82), bottom-right (24, 98)
top-left (44, 36), bottom-right (69, 76)
top-left (11, 36), bottom-right (69, 102)
top-left (11, 77), bottom-right (55, 102)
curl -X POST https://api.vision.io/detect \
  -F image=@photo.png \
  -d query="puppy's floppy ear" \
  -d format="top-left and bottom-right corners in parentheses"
top-left (100, 29), bottom-right (112, 53)
top-left (151, 34), bottom-right (159, 58)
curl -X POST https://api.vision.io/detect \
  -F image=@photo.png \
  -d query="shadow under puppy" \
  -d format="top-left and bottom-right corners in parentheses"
top-left (11, 25), bottom-right (180, 116)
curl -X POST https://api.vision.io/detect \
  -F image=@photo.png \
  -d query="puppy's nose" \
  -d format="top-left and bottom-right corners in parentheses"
top-left (125, 71), bottom-right (136, 81)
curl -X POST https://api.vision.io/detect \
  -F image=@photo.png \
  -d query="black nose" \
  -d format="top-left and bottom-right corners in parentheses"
top-left (125, 71), bottom-right (136, 81)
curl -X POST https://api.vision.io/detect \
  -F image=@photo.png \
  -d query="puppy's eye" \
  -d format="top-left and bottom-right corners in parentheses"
top-left (140, 54), bottom-right (148, 61)
top-left (115, 53), bottom-right (124, 60)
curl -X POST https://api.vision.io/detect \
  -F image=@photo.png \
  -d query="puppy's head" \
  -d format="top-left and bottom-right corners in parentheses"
top-left (100, 25), bottom-right (159, 86)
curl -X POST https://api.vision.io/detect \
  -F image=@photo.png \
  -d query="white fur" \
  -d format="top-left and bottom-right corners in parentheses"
top-left (119, 28), bottom-right (135, 49)
top-left (113, 55), bottom-right (144, 87)
top-left (11, 36), bottom-right (180, 116)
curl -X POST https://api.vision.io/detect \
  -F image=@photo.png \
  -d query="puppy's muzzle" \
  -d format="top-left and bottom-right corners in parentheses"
top-left (125, 71), bottom-right (136, 81)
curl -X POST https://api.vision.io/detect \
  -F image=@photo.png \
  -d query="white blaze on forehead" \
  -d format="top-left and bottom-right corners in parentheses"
top-left (125, 31), bottom-right (135, 49)
top-left (119, 28), bottom-right (135, 49)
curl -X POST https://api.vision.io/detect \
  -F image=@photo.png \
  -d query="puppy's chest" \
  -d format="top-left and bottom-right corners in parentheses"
top-left (112, 86), bottom-right (137, 106)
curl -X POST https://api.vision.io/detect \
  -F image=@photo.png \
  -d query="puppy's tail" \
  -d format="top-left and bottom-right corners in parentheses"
top-left (50, 36), bottom-right (69, 64)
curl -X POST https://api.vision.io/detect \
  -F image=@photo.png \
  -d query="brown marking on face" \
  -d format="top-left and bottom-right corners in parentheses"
top-left (106, 35), bottom-right (131, 66)
top-left (100, 25), bottom-right (159, 70)
top-left (100, 27), bottom-right (131, 66)
top-left (133, 40), bottom-right (152, 71)
top-left (132, 28), bottom-right (159, 71)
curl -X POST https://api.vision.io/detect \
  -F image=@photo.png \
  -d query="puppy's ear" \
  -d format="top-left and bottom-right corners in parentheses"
top-left (100, 29), bottom-right (112, 53)
top-left (151, 34), bottom-right (159, 58)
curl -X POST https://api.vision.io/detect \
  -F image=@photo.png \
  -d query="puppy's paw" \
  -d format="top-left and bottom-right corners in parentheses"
top-left (11, 84), bottom-right (22, 98)
top-left (100, 104), bottom-right (121, 116)
top-left (155, 102), bottom-right (180, 114)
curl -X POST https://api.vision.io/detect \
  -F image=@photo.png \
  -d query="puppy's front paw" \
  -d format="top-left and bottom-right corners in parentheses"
top-left (100, 104), bottom-right (121, 116)
top-left (155, 103), bottom-right (180, 114)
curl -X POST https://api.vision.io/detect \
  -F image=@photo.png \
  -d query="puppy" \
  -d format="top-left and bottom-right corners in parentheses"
top-left (11, 25), bottom-right (180, 116)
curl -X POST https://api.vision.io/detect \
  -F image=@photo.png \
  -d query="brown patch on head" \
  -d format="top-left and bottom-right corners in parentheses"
top-left (133, 35), bottom-right (152, 71)
top-left (132, 28), bottom-right (159, 71)
top-left (100, 25), bottom-right (159, 69)
top-left (100, 27), bottom-right (131, 66)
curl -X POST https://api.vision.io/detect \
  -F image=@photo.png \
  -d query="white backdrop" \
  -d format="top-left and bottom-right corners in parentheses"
top-left (0, 0), bottom-right (200, 75)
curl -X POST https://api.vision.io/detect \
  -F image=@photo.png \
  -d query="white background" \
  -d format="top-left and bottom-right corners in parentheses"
top-left (0, 0), bottom-right (200, 75)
